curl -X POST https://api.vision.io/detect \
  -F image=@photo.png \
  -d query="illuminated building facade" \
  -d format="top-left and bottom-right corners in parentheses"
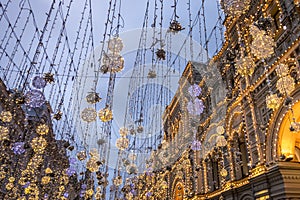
top-left (131, 0), bottom-right (300, 199)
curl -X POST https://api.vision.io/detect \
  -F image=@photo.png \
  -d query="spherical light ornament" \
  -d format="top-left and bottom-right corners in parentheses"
top-left (81, 108), bottom-right (97, 122)
top-left (235, 55), bottom-right (255, 77)
top-left (187, 98), bottom-right (205, 115)
top-left (102, 53), bottom-right (124, 73)
top-left (220, 168), bottom-right (228, 177)
top-left (249, 24), bottom-right (262, 36)
top-left (31, 136), bottom-right (47, 153)
top-left (113, 176), bottom-right (123, 186)
top-left (36, 124), bottom-right (49, 135)
top-left (98, 108), bottom-right (113, 122)
top-left (221, 0), bottom-right (251, 17)
top-left (108, 37), bottom-right (124, 53)
top-left (136, 125), bottom-right (144, 133)
top-left (119, 127), bottom-right (129, 137)
top-left (191, 140), bottom-right (202, 151)
top-left (250, 29), bottom-right (275, 59)
top-left (266, 94), bottom-right (281, 110)
top-left (32, 76), bottom-right (47, 89)
top-left (276, 76), bottom-right (295, 95)
top-left (87, 158), bottom-right (99, 172)
top-left (12, 142), bottom-right (25, 155)
top-left (188, 84), bottom-right (202, 97)
top-left (25, 89), bottom-right (46, 108)
top-left (276, 63), bottom-right (289, 77)
top-left (0, 125), bottom-right (9, 141)
top-left (41, 176), bottom-right (51, 185)
top-left (0, 111), bottom-right (12, 122)
top-left (216, 126), bottom-right (225, 135)
top-left (116, 137), bottom-right (129, 150)
top-left (216, 135), bottom-right (227, 147)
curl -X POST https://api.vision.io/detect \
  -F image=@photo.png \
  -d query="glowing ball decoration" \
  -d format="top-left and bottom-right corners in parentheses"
top-left (81, 108), bottom-right (97, 123)
top-left (102, 53), bottom-right (124, 73)
top-left (276, 63), bottom-right (290, 77)
top-left (116, 137), bottom-right (129, 151)
top-left (31, 136), bottom-right (47, 153)
top-left (235, 55), bottom-right (255, 77)
top-left (0, 111), bottom-right (13, 123)
top-left (250, 25), bottom-right (275, 60)
top-left (221, 0), bottom-right (251, 17)
top-left (137, 125), bottom-right (144, 133)
top-left (0, 125), bottom-right (9, 141)
top-left (12, 142), bottom-right (26, 155)
top-left (266, 94), bottom-right (281, 110)
top-left (108, 37), bottom-right (124, 53)
top-left (98, 108), bottom-right (113, 122)
top-left (188, 84), bottom-right (202, 97)
top-left (25, 89), bottom-right (46, 108)
top-left (187, 98), bottom-right (205, 116)
top-left (276, 76), bottom-right (295, 95)
top-left (87, 157), bottom-right (100, 172)
top-left (32, 76), bottom-right (47, 89)
top-left (191, 140), bottom-right (202, 151)
top-left (119, 127), bottom-right (129, 137)
top-left (36, 124), bottom-right (49, 135)
top-left (113, 176), bottom-right (123, 186)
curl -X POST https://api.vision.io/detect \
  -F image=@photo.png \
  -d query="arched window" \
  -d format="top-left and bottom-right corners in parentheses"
top-left (238, 131), bottom-right (249, 178)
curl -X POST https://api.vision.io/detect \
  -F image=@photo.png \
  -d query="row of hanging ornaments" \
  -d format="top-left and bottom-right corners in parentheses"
top-left (81, 37), bottom-right (124, 123)
top-left (80, 16), bottom-right (186, 124)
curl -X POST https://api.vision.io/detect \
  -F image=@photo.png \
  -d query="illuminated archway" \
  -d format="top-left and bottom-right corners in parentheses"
top-left (277, 101), bottom-right (300, 160)
top-left (266, 88), bottom-right (300, 162)
top-left (173, 182), bottom-right (184, 200)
